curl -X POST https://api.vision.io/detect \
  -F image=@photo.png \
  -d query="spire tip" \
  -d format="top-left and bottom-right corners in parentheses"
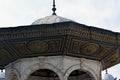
top-left (52, 0), bottom-right (57, 15)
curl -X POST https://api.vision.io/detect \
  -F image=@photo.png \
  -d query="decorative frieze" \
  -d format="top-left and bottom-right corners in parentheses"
top-left (68, 39), bottom-right (114, 60)
top-left (8, 38), bottom-right (64, 57)
top-left (0, 22), bottom-right (119, 45)
top-left (0, 22), bottom-right (119, 69)
top-left (103, 49), bottom-right (119, 69)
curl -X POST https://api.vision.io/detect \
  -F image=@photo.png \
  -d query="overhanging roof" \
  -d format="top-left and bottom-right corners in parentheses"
top-left (0, 21), bottom-right (120, 69)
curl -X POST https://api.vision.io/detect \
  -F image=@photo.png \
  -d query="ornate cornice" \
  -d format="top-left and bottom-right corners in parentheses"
top-left (0, 21), bottom-right (120, 69)
top-left (0, 22), bottom-right (119, 45)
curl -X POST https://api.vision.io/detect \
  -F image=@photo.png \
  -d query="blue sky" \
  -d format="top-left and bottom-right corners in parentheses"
top-left (0, 0), bottom-right (120, 79)
top-left (0, 70), bottom-right (5, 78)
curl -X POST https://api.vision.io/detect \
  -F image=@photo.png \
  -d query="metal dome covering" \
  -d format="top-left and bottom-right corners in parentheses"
top-left (32, 15), bottom-right (73, 25)
top-left (103, 74), bottom-right (114, 80)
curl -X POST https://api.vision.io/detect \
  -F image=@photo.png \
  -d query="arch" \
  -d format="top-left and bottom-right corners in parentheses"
top-left (8, 68), bottom-right (20, 80)
top-left (64, 64), bottom-right (97, 80)
top-left (21, 62), bottom-right (63, 80)
top-left (28, 69), bottom-right (60, 80)
top-left (11, 74), bottom-right (18, 80)
top-left (12, 68), bottom-right (20, 80)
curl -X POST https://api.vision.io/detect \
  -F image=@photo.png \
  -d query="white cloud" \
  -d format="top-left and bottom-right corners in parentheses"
top-left (56, 0), bottom-right (120, 32)
top-left (0, 0), bottom-right (120, 32)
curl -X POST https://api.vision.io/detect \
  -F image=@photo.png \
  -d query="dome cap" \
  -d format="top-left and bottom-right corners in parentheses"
top-left (103, 74), bottom-right (114, 80)
top-left (32, 0), bottom-right (75, 25)
top-left (32, 15), bottom-right (73, 25)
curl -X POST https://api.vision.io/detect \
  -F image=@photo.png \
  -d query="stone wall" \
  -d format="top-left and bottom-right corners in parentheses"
top-left (5, 56), bottom-right (102, 80)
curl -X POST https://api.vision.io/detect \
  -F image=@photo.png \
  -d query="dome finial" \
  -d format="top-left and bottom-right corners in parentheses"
top-left (52, 0), bottom-right (57, 15)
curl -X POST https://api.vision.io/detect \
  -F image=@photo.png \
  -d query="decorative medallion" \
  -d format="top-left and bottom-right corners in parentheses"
top-left (27, 40), bottom-right (48, 53)
top-left (80, 43), bottom-right (100, 55)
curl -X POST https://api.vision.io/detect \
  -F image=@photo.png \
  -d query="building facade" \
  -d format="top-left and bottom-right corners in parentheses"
top-left (0, 0), bottom-right (120, 80)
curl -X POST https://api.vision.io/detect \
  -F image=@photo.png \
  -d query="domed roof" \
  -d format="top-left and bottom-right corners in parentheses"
top-left (103, 74), bottom-right (114, 80)
top-left (32, 15), bottom-right (73, 25)
top-left (32, 0), bottom-right (75, 25)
